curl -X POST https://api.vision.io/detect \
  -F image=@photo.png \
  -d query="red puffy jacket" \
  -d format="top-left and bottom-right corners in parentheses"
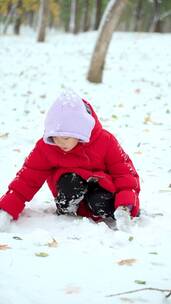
top-left (0, 101), bottom-right (140, 220)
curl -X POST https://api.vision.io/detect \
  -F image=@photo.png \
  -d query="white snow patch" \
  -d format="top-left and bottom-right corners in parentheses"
top-left (0, 29), bottom-right (171, 304)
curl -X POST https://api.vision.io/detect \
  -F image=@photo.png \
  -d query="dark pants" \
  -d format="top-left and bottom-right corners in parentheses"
top-left (55, 173), bottom-right (115, 218)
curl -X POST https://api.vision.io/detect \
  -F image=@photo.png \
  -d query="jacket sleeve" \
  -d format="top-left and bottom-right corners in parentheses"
top-left (105, 134), bottom-right (140, 216)
top-left (0, 139), bottom-right (52, 219)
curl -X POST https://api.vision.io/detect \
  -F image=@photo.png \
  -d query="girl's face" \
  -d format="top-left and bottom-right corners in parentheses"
top-left (53, 136), bottom-right (79, 152)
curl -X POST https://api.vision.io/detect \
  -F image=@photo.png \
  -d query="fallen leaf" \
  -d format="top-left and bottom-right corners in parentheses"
top-left (150, 212), bottom-right (163, 217)
top-left (151, 262), bottom-right (164, 266)
top-left (13, 236), bottom-right (23, 240)
top-left (35, 252), bottom-right (49, 257)
top-left (128, 236), bottom-right (134, 242)
top-left (118, 259), bottom-right (137, 266)
top-left (46, 238), bottom-right (58, 248)
top-left (118, 103), bottom-right (124, 108)
top-left (144, 115), bottom-right (152, 124)
top-left (13, 148), bottom-right (21, 153)
top-left (134, 151), bottom-right (143, 155)
top-left (111, 114), bottom-right (118, 120)
top-left (0, 132), bottom-right (9, 139)
top-left (26, 90), bottom-right (32, 95)
top-left (67, 236), bottom-right (80, 240)
top-left (120, 297), bottom-right (135, 303)
top-left (134, 280), bottom-right (146, 285)
top-left (134, 88), bottom-right (141, 94)
top-left (159, 189), bottom-right (171, 193)
top-left (0, 244), bottom-right (11, 250)
top-left (24, 110), bottom-right (30, 114)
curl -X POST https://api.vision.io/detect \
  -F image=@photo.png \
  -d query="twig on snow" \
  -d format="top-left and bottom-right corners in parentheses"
top-left (106, 287), bottom-right (171, 298)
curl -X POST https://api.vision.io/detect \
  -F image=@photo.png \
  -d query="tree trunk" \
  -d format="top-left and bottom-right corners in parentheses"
top-left (37, 0), bottom-right (49, 42)
top-left (69, 0), bottom-right (76, 33)
top-left (13, 0), bottom-right (23, 35)
top-left (61, 0), bottom-right (71, 32)
top-left (27, 10), bottom-right (34, 27)
top-left (153, 0), bottom-right (162, 32)
top-left (149, 0), bottom-right (162, 32)
top-left (133, 0), bottom-right (143, 32)
top-left (82, 0), bottom-right (90, 32)
top-left (69, 0), bottom-right (80, 34)
top-left (94, 0), bottom-right (103, 30)
top-left (3, 4), bottom-right (16, 34)
top-left (14, 17), bottom-right (21, 34)
top-left (87, 0), bottom-right (128, 83)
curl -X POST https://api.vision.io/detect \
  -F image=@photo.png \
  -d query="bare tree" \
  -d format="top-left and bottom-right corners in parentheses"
top-left (3, 3), bottom-right (16, 34)
top-left (37, 0), bottom-right (49, 42)
top-left (82, 0), bottom-right (91, 32)
top-left (87, 0), bottom-right (128, 83)
top-left (69, 0), bottom-right (80, 34)
top-left (69, 0), bottom-right (76, 33)
top-left (94, 0), bottom-right (103, 30)
top-left (133, 0), bottom-right (144, 31)
top-left (150, 0), bottom-right (162, 32)
top-left (13, 0), bottom-right (23, 35)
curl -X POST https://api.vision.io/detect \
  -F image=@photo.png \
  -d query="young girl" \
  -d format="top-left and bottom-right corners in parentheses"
top-left (0, 91), bottom-right (140, 231)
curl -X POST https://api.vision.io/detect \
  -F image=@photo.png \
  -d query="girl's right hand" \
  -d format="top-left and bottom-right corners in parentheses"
top-left (114, 206), bottom-right (132, 232)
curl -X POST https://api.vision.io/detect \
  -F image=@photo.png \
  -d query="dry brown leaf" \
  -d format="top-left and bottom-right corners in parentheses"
top-left (13, 148), bottom-right (21, 153)
top-left (46, 238), bottom-right (58, 248)
top-left (134, 88), bottom-right (141, 94)
top-left (118, 258), bottom-right (137, 266)
top-left (144, 115), bottom-right (152, 124)
top-left (0, 132), bottom-right (9, 139)
top-left (0, 244), bottom-right (11, 250)
top-left (35, 252), bottom-right (49, 257)
top-left (134, 151), bottom-right (143, 155)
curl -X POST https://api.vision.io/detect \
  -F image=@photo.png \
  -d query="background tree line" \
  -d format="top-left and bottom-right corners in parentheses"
top-left (0, 0), bottom-right (171, 36)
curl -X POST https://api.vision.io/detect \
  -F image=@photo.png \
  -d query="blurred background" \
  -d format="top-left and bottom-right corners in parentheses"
top-left (0, 0), bottom-right (171, 37)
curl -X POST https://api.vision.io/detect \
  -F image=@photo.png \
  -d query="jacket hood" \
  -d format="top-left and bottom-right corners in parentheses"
top-left (43, 91), bottom-right (101, 145)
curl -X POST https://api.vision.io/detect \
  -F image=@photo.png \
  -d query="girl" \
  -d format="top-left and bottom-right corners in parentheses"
top-left (0, 91), bottom-right (140, 231)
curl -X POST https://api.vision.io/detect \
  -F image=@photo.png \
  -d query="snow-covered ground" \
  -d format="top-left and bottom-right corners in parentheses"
top-left (0, 28), bottom-right (171, 304)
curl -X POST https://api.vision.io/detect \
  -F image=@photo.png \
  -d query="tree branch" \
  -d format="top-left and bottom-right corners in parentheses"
top-left (106, 287), bottom-right (171, 298)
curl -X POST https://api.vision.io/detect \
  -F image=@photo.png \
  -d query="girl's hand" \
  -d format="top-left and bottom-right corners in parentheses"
top-left (114, 206), bottom-right (132, 232)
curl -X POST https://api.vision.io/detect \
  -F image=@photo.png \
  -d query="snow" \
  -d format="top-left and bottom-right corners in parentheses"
top-left (0, 28), bottom-right (171, 303)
